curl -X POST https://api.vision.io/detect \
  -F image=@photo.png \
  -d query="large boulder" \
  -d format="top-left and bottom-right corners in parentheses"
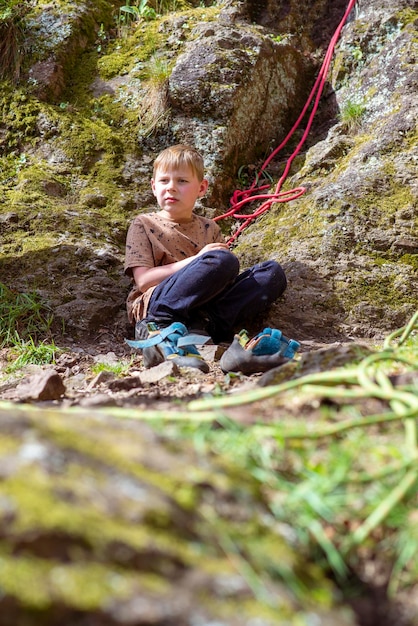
top-left (0, 403), bottom-right (356, 625)
top-left (168, 19), bottom-right (311, 204)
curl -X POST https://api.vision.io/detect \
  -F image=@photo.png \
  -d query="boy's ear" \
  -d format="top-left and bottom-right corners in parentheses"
top-left (151, 179), bottom-right (156, 196)
top-left (198, 178), bottom-right (209, 197)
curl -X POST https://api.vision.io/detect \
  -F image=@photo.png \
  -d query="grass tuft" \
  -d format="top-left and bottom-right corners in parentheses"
top-left (339, 99), bottom-right (366, 131)
top-left (6, 336), bottom-right (59, 373)
top-left (0, 283), bottom-right (53, 348)
top-left (0, 0), bottom-right (32, 82)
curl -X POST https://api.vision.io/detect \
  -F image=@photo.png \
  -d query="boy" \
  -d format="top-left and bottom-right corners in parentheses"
top-left (124, 144), bottom-right (287, 371)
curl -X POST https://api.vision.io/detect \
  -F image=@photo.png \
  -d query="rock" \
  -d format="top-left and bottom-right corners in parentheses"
top-left (169, 21), bottom-right (310, 202)
top-left (259, 343), bottom-right (375, 386)
top-left (14, 370), bottom-right (66, 401)
top-left (87, 370), bottom-right (116, 389)
top-left (139, 361), bottom-right (180, 383)
top-left (0, 404), bottom-right (358, 625)
top-left (1, 0), bottom-right (417, 348)
top-left (0, 212), bottom-right (19, 225)
top-left (79, 393), bottom-right (118, 407)
top-left (28, 59), bottom-right (66, 102)
top-left (108, 376), bottom-right (142, 391)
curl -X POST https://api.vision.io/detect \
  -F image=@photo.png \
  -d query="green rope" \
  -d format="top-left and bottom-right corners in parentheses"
top-left (188, 311), bottom-right (418, 562)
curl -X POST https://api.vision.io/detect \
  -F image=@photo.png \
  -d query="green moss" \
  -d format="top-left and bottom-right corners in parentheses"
top-left (399, 254), bottom-right (418, 270)
top-left (396, 8), bottom-right (418, 26)
top-left (59, 115), bottom-right (123, 164)
top-left (335, 272), bottom-right (416, 311)
top-left (0, 550), bottom-right (152, 610)
top-left (98, 6), bottom-right (220, 80)
top-left (0, 435), bottom-right (21, 455)
top-left (348, 184), bottom-right (414, 224)
top-left (98, 19), bottom-right (165, 79)
top-left (0, 82), bottom-right (41, 148)
top-left (235, 196), bottom-right (330, 263)
top-left (2, 464), bottom-right (201, 571)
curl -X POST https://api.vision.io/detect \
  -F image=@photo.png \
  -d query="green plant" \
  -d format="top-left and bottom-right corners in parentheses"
top-left (185, 312), bottom-right (418, 590)
top-left (142, 54), bottom-right (171, 84)
top-left (116, 0), bottom-right (191, 37)
top-left (138, 56), bottom-right (171, 137)
top-left (339, 99), bottom-right (366, 131)
top-left (268, 33), bottom-right (292, 44)
top-left (0, 283), bottom-right (53, 348)
top-left (0, 0), bottom-right (32, 82)
top-left (96, 23), bottom-right (107, 54)
top-left (6, 337), bottom-right (60, 373)
top-left (117, 0), bottom-right (157, 36)
top-left (90, 360), bottom-right (133, 377)
top-left (352, 45), bottom-right (363, 62)
top-left (154, 0), bottom-right (186, 12)
top-left (237, 164), bottom-right (274, 188)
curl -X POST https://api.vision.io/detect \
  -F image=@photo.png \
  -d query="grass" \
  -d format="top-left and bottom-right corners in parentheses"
top-left (6, 336), bottom-right (59, 373)
top-left (0, 282), bottom-right (57, 375)
top-left (339, 99), bottom-right (366, 131)
top-left (0, 283), bottom-right (53, 348)
top-left (159, 312), bottom-right (418, 594)
top-left (116, 0), bottom-right (191, 37)
top-left (90, 360), bottom-right (133, 377)
top-left (0, 0), bottom-right (32, 82)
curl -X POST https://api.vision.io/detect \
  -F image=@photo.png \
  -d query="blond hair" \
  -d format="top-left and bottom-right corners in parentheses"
top-left (153, 144), bottom-right (205, 181)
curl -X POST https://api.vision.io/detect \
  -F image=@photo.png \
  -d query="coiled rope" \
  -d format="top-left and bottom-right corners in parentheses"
top-left (188, 310), bottom-right (418, 557)
top-left (215, 0), bottom-right (358, 244)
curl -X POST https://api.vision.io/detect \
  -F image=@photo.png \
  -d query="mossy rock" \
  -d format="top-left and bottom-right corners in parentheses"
top-left (0, 404), bottom-right (356, 625)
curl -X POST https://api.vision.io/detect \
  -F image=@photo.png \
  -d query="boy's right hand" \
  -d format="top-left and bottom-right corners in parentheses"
top-left (197, 242), bottom-right (230, 255)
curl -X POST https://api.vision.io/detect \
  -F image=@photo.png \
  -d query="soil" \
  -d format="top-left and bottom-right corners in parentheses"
top-left (0, 321), bottom-right (354, 410)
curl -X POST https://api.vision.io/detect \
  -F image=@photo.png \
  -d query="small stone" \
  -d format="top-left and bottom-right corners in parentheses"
top-left (139, 361), bottom-right (180, 384)
top-left (87, 370), bottom-right (116, 389)
top-left (15, 370), bottom-right (66, 401)
top-left (108, 376), bottom-right (142, 391)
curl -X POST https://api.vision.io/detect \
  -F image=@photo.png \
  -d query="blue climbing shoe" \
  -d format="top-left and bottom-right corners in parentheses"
top-left (126, 321), bottom-right (211, 373)
top-left (220, 327), bottom-right (300, 375)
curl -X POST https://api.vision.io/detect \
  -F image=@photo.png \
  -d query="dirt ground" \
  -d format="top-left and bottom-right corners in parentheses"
top-left (0, 318), bottom-right (366, 408)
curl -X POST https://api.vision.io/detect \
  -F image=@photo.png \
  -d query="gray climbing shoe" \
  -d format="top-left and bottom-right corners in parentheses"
top-left (220, 328), bottom-right (300, 375)
top-left (127, 321), bottom-right (211, 372)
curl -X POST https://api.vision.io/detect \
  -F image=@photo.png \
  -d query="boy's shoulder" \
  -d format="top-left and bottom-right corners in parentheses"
top-left (132, 211), bottom-right (216, 228)
top-left (131, 211), bottom-right (160, 224)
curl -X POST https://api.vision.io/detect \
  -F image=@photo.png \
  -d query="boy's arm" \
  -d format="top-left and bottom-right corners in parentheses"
top-left (132, 242), bottom-right (230, 292)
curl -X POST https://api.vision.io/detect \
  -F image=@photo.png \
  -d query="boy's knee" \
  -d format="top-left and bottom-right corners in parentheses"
top-left (258, 260), bottom-right (287, 295)
top-left (201, 248), bottom-right (240, 273)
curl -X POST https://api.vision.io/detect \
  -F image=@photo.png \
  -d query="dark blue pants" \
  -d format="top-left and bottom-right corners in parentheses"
top-left (147, 249), bottom-right (287, 343)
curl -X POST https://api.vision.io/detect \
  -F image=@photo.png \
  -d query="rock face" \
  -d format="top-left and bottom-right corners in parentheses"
top-left (0, 0), bottom-right (416, 341)
top-left (0, 404), bottom-right (356, 625)
top-left (168, 20), bottom-right (310, 203)
top-left (233, 0), bottom-right (418, 340)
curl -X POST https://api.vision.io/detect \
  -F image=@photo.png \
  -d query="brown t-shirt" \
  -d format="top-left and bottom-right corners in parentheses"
top-left (124, 211), bottom-right (224, 323)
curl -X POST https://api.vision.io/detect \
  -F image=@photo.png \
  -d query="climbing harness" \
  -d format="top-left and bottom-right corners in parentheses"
top-left (215, 0), bottom-right (358, 245)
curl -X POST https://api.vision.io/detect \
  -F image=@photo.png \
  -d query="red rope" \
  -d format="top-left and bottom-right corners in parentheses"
top-left (215, 0), bottom-right (358, 244)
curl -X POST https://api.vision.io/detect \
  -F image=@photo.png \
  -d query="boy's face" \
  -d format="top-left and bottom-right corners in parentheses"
top-left (151, 165), bottom-right (208, 222)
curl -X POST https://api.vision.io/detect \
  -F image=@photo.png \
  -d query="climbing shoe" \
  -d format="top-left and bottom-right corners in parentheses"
top-left (220, 327), bottom-right (300, 375)
top-left (126, 321), bottom-right (210, 373)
